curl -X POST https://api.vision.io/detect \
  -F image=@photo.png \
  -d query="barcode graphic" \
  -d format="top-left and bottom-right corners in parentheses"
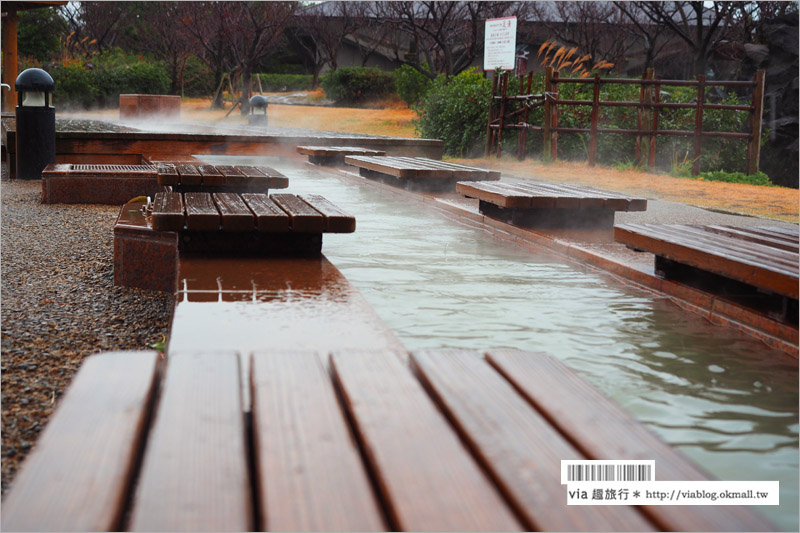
top-left (561, 460), bottom-right (655, 484)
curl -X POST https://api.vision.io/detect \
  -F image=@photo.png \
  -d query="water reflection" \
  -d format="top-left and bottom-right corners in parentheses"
top-left (200, 156), bottom-right (798, 531)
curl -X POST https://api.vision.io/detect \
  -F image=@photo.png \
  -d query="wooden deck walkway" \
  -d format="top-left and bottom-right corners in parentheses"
top-left (2, 348), bottom-right (774, 532)
top-left (457, 180), bottom-right (647, 229)
top-left (615, 224), bottom-right (798, 322)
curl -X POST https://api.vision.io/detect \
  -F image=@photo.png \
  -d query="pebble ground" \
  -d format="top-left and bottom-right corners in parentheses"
top-left (1, 171), bottom-right (173, 494)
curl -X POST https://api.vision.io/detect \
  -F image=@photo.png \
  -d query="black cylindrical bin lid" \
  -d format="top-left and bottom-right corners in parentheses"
top-left (249, 95), bottom-right (268, 108)
top-left (15, 68), bottom-right (55, 91)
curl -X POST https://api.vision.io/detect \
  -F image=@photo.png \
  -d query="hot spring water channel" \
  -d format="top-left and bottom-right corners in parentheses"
top-left (203, 156), bottom-right (797, 529)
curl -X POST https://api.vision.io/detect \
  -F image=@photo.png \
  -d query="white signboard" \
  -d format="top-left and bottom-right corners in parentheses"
top-left (484, 17), bottom-right (517, 71)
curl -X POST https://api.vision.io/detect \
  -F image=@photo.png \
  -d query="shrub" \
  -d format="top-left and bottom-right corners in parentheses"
top-left (395, 65), bottom-right (432, 105)
top-left (697, 170), bottom-right (776, 186)
top-left (414, 68), bottom-right (492, 157)
top-left (51, 53), bottom-right (170, 109)
top-left (256, 73), bottom-right (315, 92)
top-left (320, 67), bottom-right (396, 104)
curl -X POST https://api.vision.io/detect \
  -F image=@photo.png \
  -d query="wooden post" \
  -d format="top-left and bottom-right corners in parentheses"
top-left (692, 75), bottom-right (705, 176)
top-left (637, 68), bottom-right (654, 167)
top-left (485, 73), bottom-right (499, 156)
top-left (649, 79), bottom-right (661, 168)
top-left (543, 67), bottom-right (552, 160)
top-left (551, 69), bottom-right (559, 161)
top-left (589, 74), bottom-right (600, 166)
top-left (496, 73), bottom-right (508, 158)
top-left (517, 73), bottom-right (533, 161)
top-left (747, 69), bottom-right (765, 175)
top-left (1, 8), bottom-right (19, 113)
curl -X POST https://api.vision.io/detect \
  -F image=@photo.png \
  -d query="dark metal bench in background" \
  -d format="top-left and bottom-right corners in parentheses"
top-left (457, 180), bottom-right (648, 229)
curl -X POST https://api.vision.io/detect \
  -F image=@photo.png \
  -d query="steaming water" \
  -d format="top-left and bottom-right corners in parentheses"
top-left (205, 156), bottom-right (798, 530)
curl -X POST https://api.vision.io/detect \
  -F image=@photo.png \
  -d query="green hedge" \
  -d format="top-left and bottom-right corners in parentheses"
top-left (414, 68), bottom-right (492, 157)
top-left (51, 57), bottom-right (169, 109)
top-left (256, 73), bottom-right (315, 92)
top-left (320, 67), bottom-right (396, 104)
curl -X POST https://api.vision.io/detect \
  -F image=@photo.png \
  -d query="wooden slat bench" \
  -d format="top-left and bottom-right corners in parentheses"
top-left (457, 180), bottom-right (648, 229)
top-left (3, 349), bottom-right (774, 532)
top-left (41, 163), bottom-right (162, 204)
top-left (297, 145), bottom-right (387, 166)
top-left (115, 192), bottom-right (356, 291)
top-left (147, 191), bottom-right (354, 256)
top-left (156, 163), bottom-right (289, 192)
top-left (615, 224), bottom-right (799, 323)
top-left (345, 155), bottom-right (501, 192)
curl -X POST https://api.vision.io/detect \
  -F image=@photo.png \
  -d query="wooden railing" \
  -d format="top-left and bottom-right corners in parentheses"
top-left (486, 67), bottom-right (766, 175)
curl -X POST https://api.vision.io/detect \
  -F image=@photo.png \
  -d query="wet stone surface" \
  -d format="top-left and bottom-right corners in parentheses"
top-left (1, 170), bottom-right (173, 495)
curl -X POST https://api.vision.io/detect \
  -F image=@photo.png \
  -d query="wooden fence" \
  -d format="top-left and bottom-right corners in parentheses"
top-left (486, 67), bottom-right (766, 175)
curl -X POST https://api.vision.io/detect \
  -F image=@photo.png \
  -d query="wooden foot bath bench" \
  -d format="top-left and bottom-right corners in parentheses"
top-left (345, 155), bottom-right (501, 192)
top-left (615, 224), bottom-right (799, 324)
top-left (156, 163), bottom-right (289, 193)
top-left (1, 348), bottom-right (773, 532)
top-left (457, 180), bottom-right (648, 229)
top-left (297, 145), bottom-right (386, 166)
top-left (114, 191), bottom-right (355, 292)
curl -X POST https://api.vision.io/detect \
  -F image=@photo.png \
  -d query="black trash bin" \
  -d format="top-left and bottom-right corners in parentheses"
top-left (248, 95), bottom-right (268, 127)
top-left (15, 68), bottom-right (56, 180)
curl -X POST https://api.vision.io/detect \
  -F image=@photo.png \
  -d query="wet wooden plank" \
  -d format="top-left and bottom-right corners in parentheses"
top-left (198, 164), bottom-right (225, 187)
top-left (330, 350), bottom-right (522, 532)
top-left (486, 348), bottom-right (777, 532)
top-left (459, 181), bottom-right (647, 212)
top-left (151, 191), bottom-right (185, 231)
top-left (456, 181), bottom-right (533, 209)
top-left (254, 166), bottom-right (290, 189)
top-left (241, 193), bottom-right (291, 232)
top-left (1, 351), bottom-right (160, 533)
top-left (231, 165), bottom-right (270, 188)
top-left (615, 224), bottom-right (798, 298)
top-left (299, 194), bottom-right (356, 233)
top-left (271, 194), bottom-right (325, 233)
top-left (411, 349), bottom-right (655, 532)
top-left (156, 163), bottom-right (179, 185)
top-left (129, 351), bottom-right (252, 532)
top-left (184, 192), bottom-right (220, 231)
top-left (704, 225), bottom-right (799, 253)
top-left (177, 164), bottom-right (202, 186)
top-left (213, 192), bottom-right (255, 232)
top-left (250, 351), bottom-right (385, 532)
top-left (297, 145), bottom-right (386, 157)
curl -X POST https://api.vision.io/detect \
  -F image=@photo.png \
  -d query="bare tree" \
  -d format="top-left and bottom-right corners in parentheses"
top-left (290, 1), bottom-right (366, 88)
top-left (529, 1), bottom-right (638, 73)
top-left (374, 1), bottom-right (528, 79)
top-left (221, 1), bottom-right (297, 113)
top-left (179, 2), bottom-right (233, 108)
top-left (635, 1), bottom-right (735, 77)
top-left (614, 1), bottom-right (672, 72)
top-left (131, 2), bottom-right (194, 95)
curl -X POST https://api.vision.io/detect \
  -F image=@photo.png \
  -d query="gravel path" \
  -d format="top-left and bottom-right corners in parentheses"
top-left (1, 171), bottom-right (173, 494)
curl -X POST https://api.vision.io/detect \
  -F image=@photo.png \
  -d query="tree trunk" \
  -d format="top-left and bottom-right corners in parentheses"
top-left (240, 67), bottom-right (251, 115)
